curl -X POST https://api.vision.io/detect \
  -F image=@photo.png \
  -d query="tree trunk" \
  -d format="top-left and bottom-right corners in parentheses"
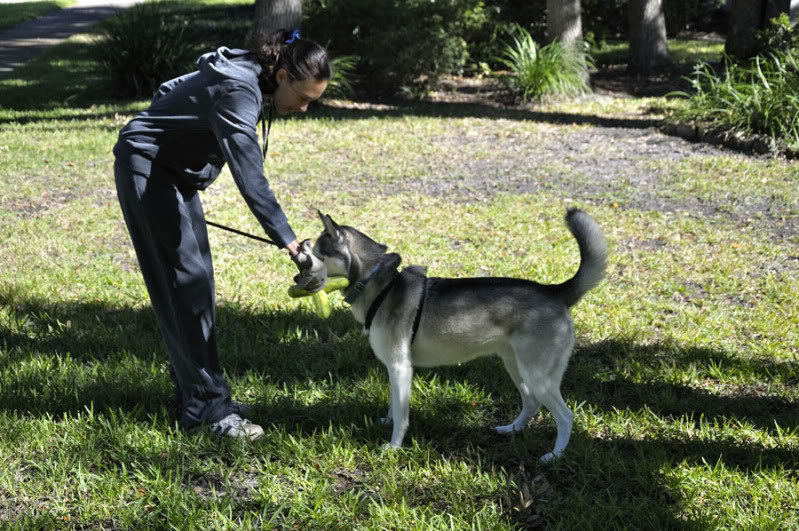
top-left (725, 0), bottom-right (765, 59)
top-left (546, 0), bottom-right (583, 46)
top-left (254, 0), bottom-right (302, 35)
top-left (627, 0), bottom-right (671, 74)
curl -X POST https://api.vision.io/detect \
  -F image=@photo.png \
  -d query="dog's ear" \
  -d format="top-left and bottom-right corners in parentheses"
top-left (318, 210), bottom-right (341, 240)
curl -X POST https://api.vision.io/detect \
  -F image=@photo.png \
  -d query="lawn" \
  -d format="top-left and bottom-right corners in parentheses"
top-left (1, 5), bottom-right (798, 530)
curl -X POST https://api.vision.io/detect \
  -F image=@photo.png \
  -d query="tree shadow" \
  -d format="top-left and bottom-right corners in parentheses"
top-left (3, 287), bottom-right (796, 526)
top-left (0, 286), bottom-right (367, 419)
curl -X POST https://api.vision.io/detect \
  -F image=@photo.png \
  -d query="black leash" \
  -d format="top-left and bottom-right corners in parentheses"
top-left (205, 220), bottom-right (279, 247)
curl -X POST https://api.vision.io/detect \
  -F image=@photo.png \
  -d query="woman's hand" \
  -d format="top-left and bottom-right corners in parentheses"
top-left (291, 239), bottom-right (327, 293)
top-left (285, 239), bottom-right (301, 258)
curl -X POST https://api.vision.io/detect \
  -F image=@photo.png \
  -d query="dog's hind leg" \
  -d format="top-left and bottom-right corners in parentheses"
top-left (533, 387), bottom-right (573, 463)
top-left (512, 334), bottom-right (574, 462)
top-left (495, 348), bottom-right (540, 435)
top-left (385, 360), bottom-right (413, 448)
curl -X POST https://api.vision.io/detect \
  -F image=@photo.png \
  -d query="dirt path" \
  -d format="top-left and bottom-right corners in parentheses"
top-left (0, 0), bottom-right (143, 78)
top-left (323, 86), bottom-right (796, 245)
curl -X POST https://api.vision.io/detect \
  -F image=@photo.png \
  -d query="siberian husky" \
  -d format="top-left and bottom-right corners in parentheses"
top-left (313, 209), bottom-right (608, 462)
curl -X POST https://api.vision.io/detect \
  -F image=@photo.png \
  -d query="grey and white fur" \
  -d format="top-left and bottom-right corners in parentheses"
top-left (313, 208), bottom-right (608, 462)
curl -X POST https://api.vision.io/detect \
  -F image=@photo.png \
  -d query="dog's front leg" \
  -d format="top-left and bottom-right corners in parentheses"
top-left (386, 360), bottom-right (413, 448)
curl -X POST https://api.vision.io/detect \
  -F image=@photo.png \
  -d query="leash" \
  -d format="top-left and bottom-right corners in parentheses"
top-left (205, 220), bottom-right (279, 247)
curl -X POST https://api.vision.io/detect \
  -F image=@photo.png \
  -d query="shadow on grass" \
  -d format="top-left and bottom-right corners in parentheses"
top-left (2, 289), bottom-right (797, 526)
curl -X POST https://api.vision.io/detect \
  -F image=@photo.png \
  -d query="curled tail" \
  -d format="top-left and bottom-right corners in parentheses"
top-left (557, 208), bottom-right (608, 307)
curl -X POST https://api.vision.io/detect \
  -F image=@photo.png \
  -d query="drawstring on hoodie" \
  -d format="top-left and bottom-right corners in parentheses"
top-left (261, 100), bottom-right (273, 159)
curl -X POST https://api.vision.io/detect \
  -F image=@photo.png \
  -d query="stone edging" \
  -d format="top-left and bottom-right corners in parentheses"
top-left (663, 121), bottom-right (797, 159)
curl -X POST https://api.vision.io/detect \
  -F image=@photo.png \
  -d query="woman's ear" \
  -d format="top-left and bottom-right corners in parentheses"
top-left (275, 67), bottom-right (288, 84)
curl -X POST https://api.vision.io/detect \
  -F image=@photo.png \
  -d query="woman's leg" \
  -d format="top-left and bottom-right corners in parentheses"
top-left (115, 162), bottom-right (232, 429)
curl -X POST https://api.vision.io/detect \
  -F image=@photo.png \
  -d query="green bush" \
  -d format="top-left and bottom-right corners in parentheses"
top-left (671, 50), bottom-right (799, 148)
top-left (325, 54), bottom-right (358, 99)
top-left (304, 0), bottom-right (490, 96)
top-left (755, 13), bottom-right (799, 56)
top-left (90, 1), bottom-right (202, 98)
top-left (496, 24), bottom-right (593, 102)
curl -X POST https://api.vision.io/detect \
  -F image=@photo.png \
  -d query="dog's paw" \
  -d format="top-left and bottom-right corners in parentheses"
top-left (495, 423), bottom-right (518, 435)
top-left (380, 442), bottom-right (400, 452)
top-left (379, 416), bottom-right (393, 426)
top-left (539, 451), bottom-right (560, 463)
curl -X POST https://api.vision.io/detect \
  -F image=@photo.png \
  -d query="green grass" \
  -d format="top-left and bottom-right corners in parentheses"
top-left (0, 0), bottom-right (74, 33)
top-left (593, 39), bottom-right (725, 67)
top-left (1, 6), bottom-right (798, 529)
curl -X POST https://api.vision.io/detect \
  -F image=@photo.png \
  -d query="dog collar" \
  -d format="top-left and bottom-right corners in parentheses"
top-left (344, 254), bottom-right (401, 305)
top-left (344, 262), bottom-right (383, 305)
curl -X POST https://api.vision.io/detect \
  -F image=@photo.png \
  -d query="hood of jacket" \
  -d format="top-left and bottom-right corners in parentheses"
top-left (196, 46), bottom-right (263, 87)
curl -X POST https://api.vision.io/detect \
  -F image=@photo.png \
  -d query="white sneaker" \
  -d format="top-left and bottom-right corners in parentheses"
top-left (210, 413), bottom-right (264, 441)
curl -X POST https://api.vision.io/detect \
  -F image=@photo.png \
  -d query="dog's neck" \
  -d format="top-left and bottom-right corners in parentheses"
top-left (346, 252), bottom-right (402, 324)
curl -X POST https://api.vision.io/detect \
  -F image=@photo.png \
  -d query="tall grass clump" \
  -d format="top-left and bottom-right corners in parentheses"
top-left (325, 55), bottom-right (358, 99)
top-left (90, 0), bottom-right (200, 98)
top-left (496, 24), bottom-right (593, 103)
top-left (670, 14), bottom-right (799, 150)
top-left (670, 50), bottom-right (799, 149)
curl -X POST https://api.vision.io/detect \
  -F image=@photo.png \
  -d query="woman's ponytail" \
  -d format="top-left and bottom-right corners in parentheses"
top-left (246, 28), bottom-right (330, 95)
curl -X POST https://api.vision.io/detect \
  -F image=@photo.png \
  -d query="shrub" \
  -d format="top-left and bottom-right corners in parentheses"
top-left (670, 50), bottom-right (799, 148)
top-left (496, 24), bottom-right (593, 102)
top-left (755, 13), bottom-right (799, 56)
top-left (304, 0), bottom-right (490, 96)
top-left (325, 54), bottom-right (358, 99)
top-left (90, 1), bottom-right (202, 98)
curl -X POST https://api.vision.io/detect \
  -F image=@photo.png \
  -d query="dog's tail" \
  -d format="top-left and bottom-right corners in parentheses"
top-left (555, 208), bottom-right (608, 307)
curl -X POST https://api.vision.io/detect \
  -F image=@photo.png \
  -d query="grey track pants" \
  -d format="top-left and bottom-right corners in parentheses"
top-left (115, 160), bottom-right (232, 429)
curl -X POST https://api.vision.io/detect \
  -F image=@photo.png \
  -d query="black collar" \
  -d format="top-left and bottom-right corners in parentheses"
top-left (364, 271), bottom-right (400, 332)
top-left (345, 253), bottom-right (401, 305)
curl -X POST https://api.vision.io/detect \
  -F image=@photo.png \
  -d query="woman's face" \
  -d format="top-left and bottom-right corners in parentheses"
top-left (273, 68), bottom-right (328, 114)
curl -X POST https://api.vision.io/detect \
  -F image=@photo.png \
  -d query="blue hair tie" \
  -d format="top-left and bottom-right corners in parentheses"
top-left (285, 29), bottom-right (300, 44)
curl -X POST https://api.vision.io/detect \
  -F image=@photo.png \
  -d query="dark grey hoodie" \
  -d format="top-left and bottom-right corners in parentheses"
top-left (113, 47), bottom-right (296, 247)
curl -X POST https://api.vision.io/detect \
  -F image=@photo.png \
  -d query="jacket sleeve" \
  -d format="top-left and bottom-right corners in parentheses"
top-left (208, 83), bottom-right (296, 248)
top-left (151, 72), bottom-right (194, 104)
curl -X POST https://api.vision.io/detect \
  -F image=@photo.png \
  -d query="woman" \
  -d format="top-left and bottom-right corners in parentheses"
top-left (113, 29), bottom-right (329, 440)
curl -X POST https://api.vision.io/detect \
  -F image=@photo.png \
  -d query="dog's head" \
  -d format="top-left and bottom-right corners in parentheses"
top-left (314, 210), bottom-right (393, 284)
